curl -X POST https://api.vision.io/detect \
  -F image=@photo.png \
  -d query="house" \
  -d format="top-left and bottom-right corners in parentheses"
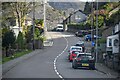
top-left (70, 10), bottom-right (87, 23)
top-left (106, 22), bottom-right (120, 70)
top-left (9, 5), bottom-right (44, 37)
top-left (9, 15), bottom-right (33, 37)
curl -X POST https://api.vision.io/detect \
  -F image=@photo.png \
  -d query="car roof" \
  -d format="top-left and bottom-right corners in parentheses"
top-left (76, 41), bottom-right (84, 44)
top-left (70, 46), bottom-right (82, 48)
top-left (77, 53), bottom-right (92, 56)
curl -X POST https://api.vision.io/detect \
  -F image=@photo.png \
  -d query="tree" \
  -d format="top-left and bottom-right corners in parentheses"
top-left (94, 15), bottom-right (104, 28)
top-left (84, 2), bottom-right (91, 15)
top-left (10, 2), bottom-right (33, 30)
top-left (2, 28), bottom-right (16, 57)
top-left (106, 9), bottom-right (120, 26)
top-left (16, 31), bottom-right (24, 49)
top-left (2, 2), bottom-right (33, 30)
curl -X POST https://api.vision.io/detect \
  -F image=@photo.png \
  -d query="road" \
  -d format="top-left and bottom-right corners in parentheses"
top-left (3, 32), bottom-right (117, 79)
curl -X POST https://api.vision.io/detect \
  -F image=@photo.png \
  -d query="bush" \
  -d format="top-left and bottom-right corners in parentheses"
top-left (16, 31), bottom-right (25, 49)
top-left (67, 22), bottom-right (91, 30)
top-left (98, 38), bottom-right (106, 43)
top-left (2, 28), bottom-right (16, 57)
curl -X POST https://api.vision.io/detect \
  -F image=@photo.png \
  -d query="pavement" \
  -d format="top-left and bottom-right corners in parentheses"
top-left (43, 31), bottom-right (53, 47)
top-left (1, 31), bottom-right (120, 79)
top-left (95, 63), bottom-right (119, 78)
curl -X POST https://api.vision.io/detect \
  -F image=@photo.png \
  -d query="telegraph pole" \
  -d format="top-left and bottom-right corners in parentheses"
top-left (91, 2), bottom-right (93, 46)
top-left (44, 0), bottom-right (47, 37)
top-left (32, 1), bottom-right (35, 50)
top-left (95, 0), bottom-right (98, 63)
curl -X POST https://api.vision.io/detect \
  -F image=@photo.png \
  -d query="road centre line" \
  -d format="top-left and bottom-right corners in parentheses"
top-left (53, 33), bottom-right (68, 79)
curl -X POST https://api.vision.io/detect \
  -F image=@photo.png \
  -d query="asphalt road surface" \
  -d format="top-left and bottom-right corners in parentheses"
top-left (3, 32), bottom-right (117, 79)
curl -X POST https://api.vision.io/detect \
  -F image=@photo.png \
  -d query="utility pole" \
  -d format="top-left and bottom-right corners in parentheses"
top-left (95, 0), bottom-right (98, 63)
top-left (118, 22), bottom-right (120, 71)
top-left (91, 2), bottom-right (93, 46)
top-left (32, 1), bottom-right (35, 50)
top-left (44, 0), bottom-right (47, 37)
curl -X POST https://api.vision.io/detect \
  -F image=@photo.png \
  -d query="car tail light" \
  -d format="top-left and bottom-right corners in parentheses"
top-left (77, 58), bottom-right (81, 61)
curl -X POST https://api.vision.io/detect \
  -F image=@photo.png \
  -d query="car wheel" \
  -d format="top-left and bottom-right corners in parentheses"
top-left (72, 62), bottom-right (77, 69)
top-left (69, 60), bottom-right (72, 62)
top-left (89, 65), bottom-right (95, 70)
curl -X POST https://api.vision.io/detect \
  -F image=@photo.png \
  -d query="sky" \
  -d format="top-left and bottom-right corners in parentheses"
top-left (1, 0), bottom-right (119, 2)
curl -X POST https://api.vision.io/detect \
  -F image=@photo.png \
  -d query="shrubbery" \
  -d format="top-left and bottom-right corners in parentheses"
top-left (16, 31), bottom-right (25, 49)
top-left (2, 28), bottom-right (16, 57)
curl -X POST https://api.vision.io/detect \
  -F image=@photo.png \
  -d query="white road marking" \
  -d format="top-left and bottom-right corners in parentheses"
top-left (53, 33), bottom-right (68, 79)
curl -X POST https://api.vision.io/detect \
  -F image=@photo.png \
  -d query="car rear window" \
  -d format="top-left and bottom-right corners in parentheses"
top-left (75, 43), bottom-right (84, 46)
top-left (78, 54), bottom-right (92, 58)
top-left (72, 51), bottom-right (80, 54)
top-left (71, 48), bottom-right (82, 51)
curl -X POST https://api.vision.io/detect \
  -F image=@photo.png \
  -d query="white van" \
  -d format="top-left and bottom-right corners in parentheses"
top-left (56, 24), bottom-right (64, 31)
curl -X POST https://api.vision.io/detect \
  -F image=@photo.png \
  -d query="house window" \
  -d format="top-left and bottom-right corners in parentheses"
top-left (114, 39), bottom-right (119, 47)
top-left (109, 39), bottom-right (112, 46)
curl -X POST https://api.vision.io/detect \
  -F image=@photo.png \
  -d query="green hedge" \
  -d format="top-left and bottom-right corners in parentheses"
top-left (67, 23), bottom-right (91, 30)
top-left (98, 38), bottom-right (106, 43)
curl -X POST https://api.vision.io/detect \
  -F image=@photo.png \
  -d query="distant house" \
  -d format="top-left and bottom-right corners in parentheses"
top-left (70, 10), bottom-right (87, 23)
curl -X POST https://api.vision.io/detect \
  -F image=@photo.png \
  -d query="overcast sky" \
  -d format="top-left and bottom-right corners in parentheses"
top-left (1, 0), bottom-right (119, 2)
top-left (47, 0), bottom-right (119, 2)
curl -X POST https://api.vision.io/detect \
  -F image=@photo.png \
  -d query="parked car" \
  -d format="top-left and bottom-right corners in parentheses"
top-left (85, 34), bottom-right (101, 41)
top-left (85, 34), bottom-right (91, 41)
top-left (68, 46), bottom-right (83, 53)
top-left (68, 46), bottom-right (83, 61)
top-left (74, 41), bottom-right (85, 52)
top-left (75, 31), bottom-right (84, 37)
top-left (56, 24), bottom-right (63, 31)
top-left (68, 50), bottom-right (81, 62)
top-left (72, 53), bottom-right (95, 70)
top-left (75, 30), bottom-right (90, 37)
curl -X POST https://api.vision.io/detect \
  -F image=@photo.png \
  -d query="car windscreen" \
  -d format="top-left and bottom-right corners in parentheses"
top-left (72, 51), bottom-right (80, 54)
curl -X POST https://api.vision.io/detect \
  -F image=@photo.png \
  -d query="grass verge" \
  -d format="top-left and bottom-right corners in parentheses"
top-left (2, 50), bottom-right (32, 64)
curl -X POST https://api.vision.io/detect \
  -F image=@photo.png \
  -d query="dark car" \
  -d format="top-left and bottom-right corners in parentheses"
top-left (75, 31), bottom-right (84, 37)
top-left (72, 53), bottom-right (95, 70)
